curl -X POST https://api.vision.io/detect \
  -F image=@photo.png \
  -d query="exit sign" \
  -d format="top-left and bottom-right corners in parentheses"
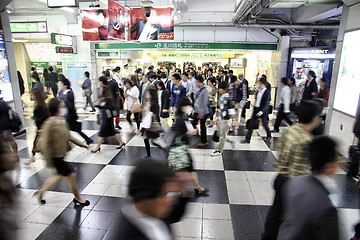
top-left (10, 22), bottom-right (47, 33)
top-left (56, 46), bottom-right (74, 53)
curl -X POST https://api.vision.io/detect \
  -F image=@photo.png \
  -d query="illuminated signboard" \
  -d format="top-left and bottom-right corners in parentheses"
top-left (51, 33), bottom-right (73, 46)
top-left (55, 46), bottom-right (74, 53)
top-left (48, 0), bottom-right (79, 7)
top-left (10, 22), bottom-right (47, 33)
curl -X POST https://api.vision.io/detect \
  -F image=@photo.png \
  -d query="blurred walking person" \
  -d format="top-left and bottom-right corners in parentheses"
top-left (48, 66), bottom-right (58, 97)
top-left (36, 98), bottom-right (90, 206)
top-left (272, 77), bottom-right (293, 133)
top-left (157, 81), bottom-right (170, 132)
top-left (91, 86), bottom-right (126, 153)
top-left (81, 71), bottom-right (96, 112)
top-left (0, 135), bottom-right (19, 240)
top-left (124, 79), bottom-right (141, 135)
top-left (24, 88), bottom-right (50, 165)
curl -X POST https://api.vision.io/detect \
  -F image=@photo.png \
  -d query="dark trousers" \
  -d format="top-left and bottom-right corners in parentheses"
top-left (31, 131), bottom-right (40, 156)
top-left (192, 112), bottom-right (208, 143)
top-left (126, 111), bottom-right (140, 130)
top-left (262, 174), bottom-right (288, 240)
top-left (51, 86), bottom-right (58, 98)
top-left (245, 107), bottom-right (271, 141)
top-left (273, 104), bottom-right (293, 131)
top-left (85, 96), bottom-right (95, 110)
top-left (242, 106), bottom-right (246, 119)
top-left (144, 139), bottom-right (151, 156)
top-left (209, 107), bottom-right (216, 121)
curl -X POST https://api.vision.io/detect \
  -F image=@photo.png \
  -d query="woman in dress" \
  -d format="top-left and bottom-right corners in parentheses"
top-left (91, 86), bottom-right (125, 153)
top-left (35, 98), bottom-right (90, 206)
top-left (24, 88), bottom-right (50, 165)
top-left (124, 79), bottom-right (140, 135)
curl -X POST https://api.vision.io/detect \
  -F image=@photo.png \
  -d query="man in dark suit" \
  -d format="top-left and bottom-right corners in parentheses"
top-left (278, 136), bottom-right (339, 240)
top-left (302, 70), bottom-right (318, 101)
top-left (48, 66), bottom-right (58, 97)
top-left (113, 159), bottom-right (190, 239)
top-left (219, 70), bottom-right (229, 83)
top-left (81, 71), bottom-right (95, 112)
top-left (242, 77), bottom-right (271, 143)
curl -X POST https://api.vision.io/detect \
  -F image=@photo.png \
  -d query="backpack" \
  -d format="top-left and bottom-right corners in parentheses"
top-left (8, 110), bottom-right (22, 132)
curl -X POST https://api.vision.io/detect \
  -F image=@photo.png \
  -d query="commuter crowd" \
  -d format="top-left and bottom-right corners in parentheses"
top-left (0, 62), bottom-right (359, 240)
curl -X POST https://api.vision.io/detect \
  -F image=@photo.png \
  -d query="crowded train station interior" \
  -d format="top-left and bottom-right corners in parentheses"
top-left (1, 0), bottom-right (360, 239)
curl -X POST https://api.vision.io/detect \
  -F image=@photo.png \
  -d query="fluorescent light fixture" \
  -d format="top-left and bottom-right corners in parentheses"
top-left (62, 7), bottom-right (75, 13)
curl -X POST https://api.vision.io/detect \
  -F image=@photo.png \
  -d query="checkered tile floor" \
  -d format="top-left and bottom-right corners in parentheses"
top-left (11, 108), bottom-right (360, 240)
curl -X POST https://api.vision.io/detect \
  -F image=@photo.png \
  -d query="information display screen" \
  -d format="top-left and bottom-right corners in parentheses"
top-left (0, 34), bottom-right (13, 102)
top-left (333, 29), bottom-right (360, 116)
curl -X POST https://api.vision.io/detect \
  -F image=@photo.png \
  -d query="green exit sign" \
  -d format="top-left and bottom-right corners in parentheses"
top-left (10, 22), bottom-right (48, 33)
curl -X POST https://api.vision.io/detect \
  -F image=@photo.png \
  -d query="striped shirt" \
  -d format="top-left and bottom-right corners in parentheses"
top-left (274, 124), bottom-right (313, 178)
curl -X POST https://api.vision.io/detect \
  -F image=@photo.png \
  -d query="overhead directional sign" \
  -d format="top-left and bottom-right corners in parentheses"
top-left (10, 22), bottom-right (47, 33)
top-left (56, 46), bottom-right (74, 53)
top-left (51, 33), bottom-right (73, 46)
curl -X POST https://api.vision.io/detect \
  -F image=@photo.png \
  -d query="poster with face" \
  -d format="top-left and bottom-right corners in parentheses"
top-left (108, 0), bottom-right (126, 40)
top-left (129, 7), bottom-right (174, 41)
top-left (81, 9), bottom-right (110, 41)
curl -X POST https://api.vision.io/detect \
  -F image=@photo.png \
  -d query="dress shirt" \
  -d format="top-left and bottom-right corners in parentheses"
top-left (123, 204), bottom-right (171, 240)
top-left (279, 85), bottom-right (291, 113)
top-left (255, 88), bottom-right (267, 107)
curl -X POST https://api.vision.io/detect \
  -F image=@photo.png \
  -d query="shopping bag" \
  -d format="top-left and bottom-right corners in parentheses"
top-left (131, 103), bottom-right (142, 113)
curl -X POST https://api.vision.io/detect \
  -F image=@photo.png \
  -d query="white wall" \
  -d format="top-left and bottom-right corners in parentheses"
top-left (326, 3), bottom-right (360, 156)
top-left (175, 27), bottom-right (278, 43)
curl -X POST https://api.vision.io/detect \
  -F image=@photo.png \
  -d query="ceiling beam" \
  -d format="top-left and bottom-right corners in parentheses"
top-left (292, 3), bottom-right (343, 23)
top-left (0, 0), bottom-right (12, 12)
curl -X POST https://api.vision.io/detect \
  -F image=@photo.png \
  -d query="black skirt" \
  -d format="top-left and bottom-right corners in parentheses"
top-left (53, 157), bottom-right (74, 176)
top-left (99, 118), bottom-right (116, 137)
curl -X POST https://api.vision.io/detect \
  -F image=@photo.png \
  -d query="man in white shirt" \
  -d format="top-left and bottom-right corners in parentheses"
top-left (122, 64), bottom-right (130, 80)
top-left (113, 67), bottom-right (123, 89)
top-left (272, 77), bottom-right (293, 132)
top-left (188, 72), bottom-right (198, 102)
top-left (181, 72), bottom-right (191, 94)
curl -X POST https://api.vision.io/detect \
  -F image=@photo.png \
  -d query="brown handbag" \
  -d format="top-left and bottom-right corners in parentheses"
top-left (131, 103), bottom-right (142, 113)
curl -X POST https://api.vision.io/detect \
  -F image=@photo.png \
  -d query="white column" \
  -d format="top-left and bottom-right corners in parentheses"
top-left (276, 36), bottom-right (290, 107)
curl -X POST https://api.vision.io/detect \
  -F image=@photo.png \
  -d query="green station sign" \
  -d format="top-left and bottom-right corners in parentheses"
top-left (95, 42), bottom-right (278, 51)
top-left (10, 22), bottom-right (47, 33)
top-left (150, 52), bottom-right (235, 58)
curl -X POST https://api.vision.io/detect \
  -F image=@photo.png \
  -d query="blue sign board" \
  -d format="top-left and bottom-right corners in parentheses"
top-left (290, 47), bottom-right (336, 59)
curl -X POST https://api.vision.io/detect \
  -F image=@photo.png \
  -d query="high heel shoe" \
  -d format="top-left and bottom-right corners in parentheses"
top-left (194, 188), bottom-right (209, 196)
top-left (116, 143), bottom-right (125, 151)
top-left (33, 191), bottom-right (46, 205)
top-left (91, 148), bottom-right (101, 153)
top-left (73, 198), bottom-right (90, 206)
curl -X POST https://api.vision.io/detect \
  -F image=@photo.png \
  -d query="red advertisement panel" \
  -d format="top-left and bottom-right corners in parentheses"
top-left (108, 0), bottom-right (126, 40)
top-left (129, 7), bottom-right (174, 41)
top-left (81, 9), bottom-right (109, 41)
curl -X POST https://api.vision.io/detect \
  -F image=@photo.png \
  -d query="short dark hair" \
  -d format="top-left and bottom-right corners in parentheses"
top-left (308, 70), bottom-right (316, 79)
top-left (261, 74), bottom-right (267, 80)
top-left (115, 66), bottom-right (121, 71)
top-left (195, 75), bottom-right (204, 83)
top-left (189, 72), bottom-right (195, 77)
top-left (175, 68), bottom-right (182, 74)
top-left (135, 68), bottom-right (142, 73)
top-left (160, 72), bottom-right (166, 79)
top-left (281, 77), bottom-right (288, 85)
top-left (124, 64), bottom-right (128, 68)
top-left (112, 69), bottom-right (117, 73)
top-left (48, 98), bottom-right (61, 116)
top-left (172, 73), bottom-right (181, 81)
top-left (259, 77), bottom-right (267, 85)
top-left (157, 81), bottom-right (165, 90)
top-left (85, 71), bottom-right (90, 78)
top-left (218, 81), bottom-right (228, 90)
top-left (182, 72), bottom-right (188, 78)
top-left (309, 136), bottom-right (337, 173)
top-left (289, 77), bottom-right (296, 86)
top-left (105, 70), bottom-right (111, 78)
top-left (99, 76), bottom-right (108, 85)
top-left (96, 9), bottom-right (106, 18)
top-left (320, 77), bottom-right (329, 89)
top-left (48, 66), bottom-right (54, 72)
top-left (124, 79), bottom-right (134, 87)
top-left (31, 67), bottom-right (35, 71)
top-left (61, 78), bottom-right (71, 88)
top-left (129, 159), bottom-right (174, 203)
top-left (297, 100), bottom-right (318, 124)
top-left (208, 77), bottom-right (216, 86)
top-left (149, 73), bottom-right (157, 79)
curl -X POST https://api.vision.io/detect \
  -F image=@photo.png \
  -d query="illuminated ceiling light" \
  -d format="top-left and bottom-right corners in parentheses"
top-left (62, 7), bottom-right (75, 13)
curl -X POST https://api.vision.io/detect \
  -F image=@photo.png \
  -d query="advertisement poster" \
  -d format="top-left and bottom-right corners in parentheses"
top-left (108, 0), bottom-right (126, 40)
top-left (0, 34), bottom-right (13, 102)
top-left (129, 7), bottom-right (174, 41)
top-left (81, 9), bottom-right (110, 41)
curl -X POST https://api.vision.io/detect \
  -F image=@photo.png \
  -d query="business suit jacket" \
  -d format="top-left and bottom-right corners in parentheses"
top-left (278, 175), bottom-right (339, 240)
top-left (113, 197), bottom-right (190, 240)
top-left (81, 78), bottom-right (92, 95)
top-left (302, 79), bottom-right (318, 101)
top-left (139, 82), bottom-right (155, 103)
top-left (166, 79), bottom-right (174, 94)
top-left (130, 20), bottom-right (174, 40)
top-left (255, 89), bottom-right (270, 115)
top-left (160, 89), bottom-right (170, 118)
top-left (48, 72), bottom-right (58, 88)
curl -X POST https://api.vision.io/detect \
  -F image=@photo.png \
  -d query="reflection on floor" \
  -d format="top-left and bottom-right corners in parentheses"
top-left (11, 109), bottom-right (360, 240)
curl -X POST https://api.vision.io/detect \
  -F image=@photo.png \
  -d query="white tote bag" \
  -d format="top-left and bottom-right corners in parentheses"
top-left (140, 112), bottom-right (153, 129)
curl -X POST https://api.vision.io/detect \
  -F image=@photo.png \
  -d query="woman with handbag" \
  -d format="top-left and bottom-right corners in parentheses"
top-left (169, 97), bottom-right (208, 195)
top-left (142, 88), bottom-right (162, 158)
top-left (91, 86), bottom-right (126, 153)
top-left (124, 79), bottom-right (141, 135)
top-left (35, 98), bottom-right (90, 206)
top-left (24, 88), bottom-right (50, 165)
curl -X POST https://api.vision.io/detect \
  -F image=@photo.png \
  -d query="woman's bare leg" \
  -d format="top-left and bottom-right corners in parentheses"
top-left (67, 173), bottom-right (86, 203)
top-left (92, 137), bottom-right (104, 151)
